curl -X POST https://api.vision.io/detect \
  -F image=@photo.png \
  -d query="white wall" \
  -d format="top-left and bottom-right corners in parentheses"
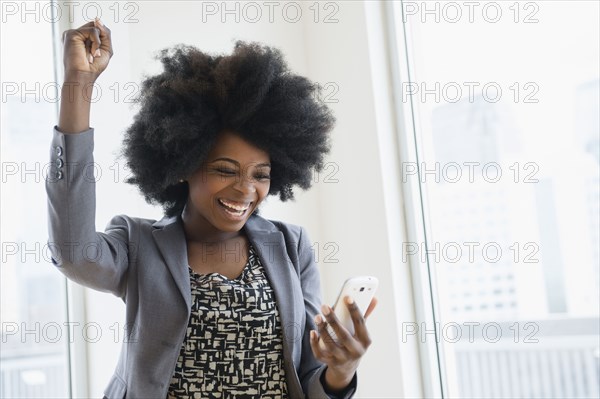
top-left (74, 2), bottom-right (416, 397)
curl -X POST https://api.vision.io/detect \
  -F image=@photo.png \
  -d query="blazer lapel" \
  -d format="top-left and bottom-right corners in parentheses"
top-left (151, 214), bottom-right (191, 314)
top-left (243, 215), bottom-right (305, 371)
top-left (151, 213), bottom-right (303, 371)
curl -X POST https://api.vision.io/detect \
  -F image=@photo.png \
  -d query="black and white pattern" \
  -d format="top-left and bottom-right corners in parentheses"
top-left (167, 243), bottom-right (288, 398)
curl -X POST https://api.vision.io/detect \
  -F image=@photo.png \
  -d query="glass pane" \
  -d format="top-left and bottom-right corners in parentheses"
top-left (1, 3), bottom-right (71, 397)
top-left (401, 1), bottom-right (599, 397)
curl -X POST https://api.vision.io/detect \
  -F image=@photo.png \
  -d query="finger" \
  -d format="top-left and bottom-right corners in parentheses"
top-left (315, 314), bottom-right (345, 357)
top-left (71, 26), bottom-right (100, 63)
top-left (309, 330), bottom-right (333, 363)
top-left (62, 26), bottom-right (100, 64)
top-left (94, 18), bottom-right (114, 57)
top-left (78, 20), bottom-right (97, 28)
top-left (89, 26), bottom-right (102, 60)
top-left (321, 304), bottom-right (362, 354)
top-left (63, 20), bottom-right (95, 42)
top-left (73, 20), bottom-right (96, 31)
top-left (68, 21), bottom-right (106, 56)
top-left (364, 297), bottom-right (378, 320)
top-left (65, 27), bottom-right (100, 48)
top-left (344, 296), bottom-right (373, 348)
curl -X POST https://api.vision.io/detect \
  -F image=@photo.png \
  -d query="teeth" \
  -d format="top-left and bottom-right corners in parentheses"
top-left (219, 199), bottom-right (249, 211)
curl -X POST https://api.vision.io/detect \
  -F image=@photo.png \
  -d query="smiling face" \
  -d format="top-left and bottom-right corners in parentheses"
top-left (182, 129), bottom-right (271, 241)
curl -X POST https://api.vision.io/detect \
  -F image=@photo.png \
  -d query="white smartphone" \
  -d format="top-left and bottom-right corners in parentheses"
top-left (320, 276), bottom-right (378, 346)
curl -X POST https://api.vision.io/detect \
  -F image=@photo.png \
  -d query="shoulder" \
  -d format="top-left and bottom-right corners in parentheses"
top-left (104, 213), bottom-right (161, 234)
top-left (245, 214), bottom-right (316, 264)
top-left (247, 213), bottom-right (305, 242)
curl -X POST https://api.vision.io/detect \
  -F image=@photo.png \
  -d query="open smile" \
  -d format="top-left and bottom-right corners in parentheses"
top-left (217, 198), bottom-right (252, 220)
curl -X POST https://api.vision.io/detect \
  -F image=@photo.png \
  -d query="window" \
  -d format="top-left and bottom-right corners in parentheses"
top-left (1, 4), bottom-right (71, 397)
top-left (394, 1), bottom-right (600, 397)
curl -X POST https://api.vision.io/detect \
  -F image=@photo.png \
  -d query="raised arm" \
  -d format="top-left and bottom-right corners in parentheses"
top-left (46, 20), bottom-right (130, 300)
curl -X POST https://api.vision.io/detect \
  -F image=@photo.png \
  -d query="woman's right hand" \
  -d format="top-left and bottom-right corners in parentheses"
top-left (62, 18), bottom-right (113, 79)
top-left (58, 18), bottom-right (113, 133)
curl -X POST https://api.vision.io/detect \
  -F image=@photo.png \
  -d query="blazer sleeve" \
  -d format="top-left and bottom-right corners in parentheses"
top-left (45, 125), bottom-right (130, 300)
top-left (296, 226), bottom-right (358, 399)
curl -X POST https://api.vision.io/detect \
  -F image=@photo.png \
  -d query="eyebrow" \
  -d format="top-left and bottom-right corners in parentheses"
top-left (209, 157), bottom-right (271, 168)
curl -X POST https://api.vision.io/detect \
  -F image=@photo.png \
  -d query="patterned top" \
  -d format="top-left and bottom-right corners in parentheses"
top-left (166, 243), bottom-right (288, 399)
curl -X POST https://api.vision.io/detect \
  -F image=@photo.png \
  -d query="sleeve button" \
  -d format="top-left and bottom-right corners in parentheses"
top-left (55, 158), bottom-right (63, 168)
top-left (55, 146), bottom-right (63, 156)
top-left (56, 170), bottom-right (63, 180)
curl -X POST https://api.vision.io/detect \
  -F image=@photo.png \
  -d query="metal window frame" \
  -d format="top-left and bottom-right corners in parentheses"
top-left (50, 0), bottom-right (90, 397)
top-left (374, 0), bottom-right (450, 397)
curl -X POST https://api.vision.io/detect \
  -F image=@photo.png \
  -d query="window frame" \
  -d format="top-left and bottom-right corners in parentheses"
top-left (50, 1), bottom-right (91, 396)
top-left (364, 1), bottom-right (448, 397)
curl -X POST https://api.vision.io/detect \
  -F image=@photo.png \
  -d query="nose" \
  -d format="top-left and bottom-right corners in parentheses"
top-left (232, 172), bottom-right (257, 195)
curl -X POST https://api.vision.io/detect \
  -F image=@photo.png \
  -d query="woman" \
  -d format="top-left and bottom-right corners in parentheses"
top-left (47, 18), bottom-right (377, 398)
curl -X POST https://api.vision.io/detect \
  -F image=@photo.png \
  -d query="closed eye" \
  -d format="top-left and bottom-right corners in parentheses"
top-left (216, 168), bottom-right (270, 180)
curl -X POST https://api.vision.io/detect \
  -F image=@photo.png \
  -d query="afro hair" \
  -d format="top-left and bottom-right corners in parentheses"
top-left (117, 40), bottom-right (336, 218)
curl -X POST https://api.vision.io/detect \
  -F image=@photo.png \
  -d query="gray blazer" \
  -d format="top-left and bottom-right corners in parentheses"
top-left (45, 126), bottom-right (357, 399)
